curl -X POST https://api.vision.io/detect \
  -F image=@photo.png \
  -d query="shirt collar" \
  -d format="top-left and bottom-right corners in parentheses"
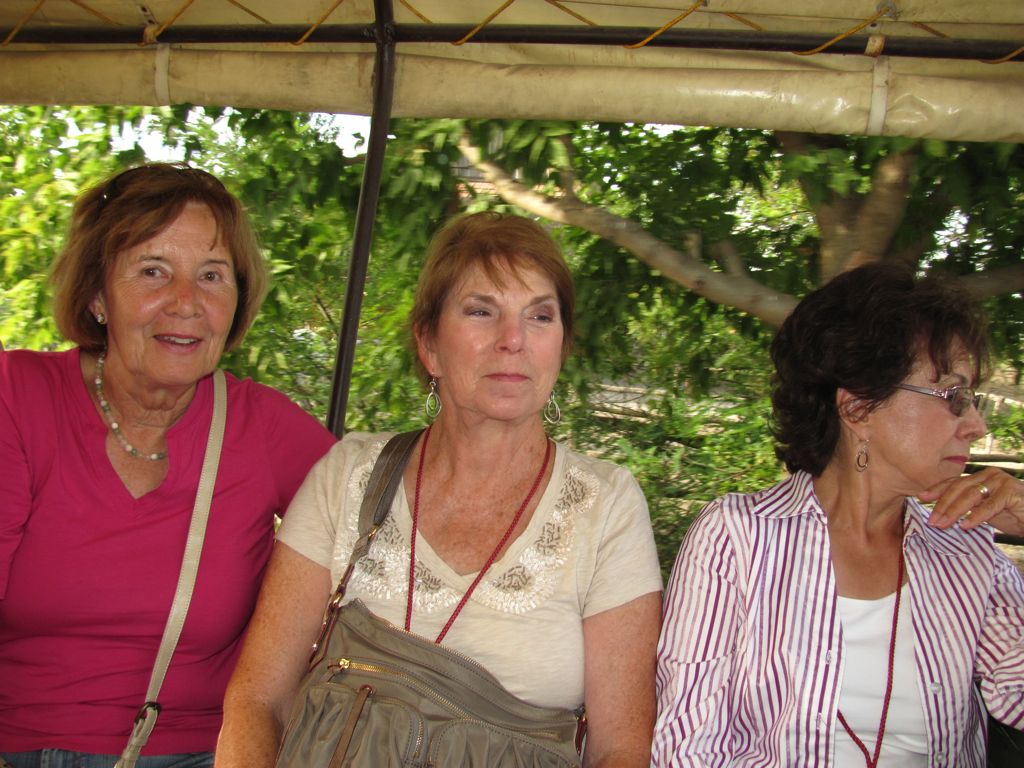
top-left (751, 470), bottom-right (823, 521)
top-left (903, 497), bottom-right (973, 558)
top-left (754, 472), bottom-right (974, 558)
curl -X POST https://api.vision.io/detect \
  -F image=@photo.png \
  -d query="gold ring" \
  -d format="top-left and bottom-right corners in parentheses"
top-left (977, 482), bottom-right (991, 500)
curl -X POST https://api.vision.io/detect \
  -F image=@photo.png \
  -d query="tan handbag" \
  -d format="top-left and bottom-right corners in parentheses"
top-left (276, 430), bottom-right (585, 768)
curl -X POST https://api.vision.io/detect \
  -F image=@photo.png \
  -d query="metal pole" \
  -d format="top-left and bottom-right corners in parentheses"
top-left (5, 25), bottom-right (1022, 62)
top-left (326, 0), bottom-right (396, 436)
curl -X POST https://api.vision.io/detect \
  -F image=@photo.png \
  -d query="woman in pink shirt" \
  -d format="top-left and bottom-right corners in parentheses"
top-left (0, 164), bottom-right (336, 768)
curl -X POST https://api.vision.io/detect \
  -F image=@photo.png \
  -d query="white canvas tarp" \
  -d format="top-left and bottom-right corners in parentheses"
top-left (1, 0), bottom-right (1022, 141)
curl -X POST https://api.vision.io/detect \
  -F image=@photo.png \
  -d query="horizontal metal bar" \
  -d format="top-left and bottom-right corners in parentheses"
top-left (2, 24), bottom-right (1021, 62)
top-left (995, 533), bottom-right (1024, 547)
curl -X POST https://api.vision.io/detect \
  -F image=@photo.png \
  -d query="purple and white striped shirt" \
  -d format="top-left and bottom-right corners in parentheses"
top-left (653, 470), bottom-right (1024, 767)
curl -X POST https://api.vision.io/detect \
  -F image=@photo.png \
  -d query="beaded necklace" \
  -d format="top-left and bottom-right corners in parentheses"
top-left (94, 351), bottom-right (168, 462)
top-left (405, 424), bottom-right (552, 644)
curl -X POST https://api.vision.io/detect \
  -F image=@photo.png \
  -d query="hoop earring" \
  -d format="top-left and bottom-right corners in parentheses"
top-left (424, 376), bottom-right (442, 420)
top-left (855, 439), bottom-right (870, 472)
top-left (543, 391), bottom-right (561, 425)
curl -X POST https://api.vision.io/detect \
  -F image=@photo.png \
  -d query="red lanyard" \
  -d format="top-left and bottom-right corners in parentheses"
top-left (836, 547), bottom-right (906, 768)
top-left (405, 425), bottom-right (552, 644)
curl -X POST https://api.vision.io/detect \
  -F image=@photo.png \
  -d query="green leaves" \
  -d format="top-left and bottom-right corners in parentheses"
top-left (987, 399), bottom-right (1024, 455)
top-left (3, 108), bottom-right (1021, 576)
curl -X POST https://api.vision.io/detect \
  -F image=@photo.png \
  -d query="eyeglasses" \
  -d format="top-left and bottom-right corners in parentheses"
top-left (895, 383), bottom-right (984, 417)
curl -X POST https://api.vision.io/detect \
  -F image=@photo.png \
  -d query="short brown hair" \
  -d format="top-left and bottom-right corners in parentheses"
top-left (770, 263), bottom-right (990, 476)
top-left (51, 163), bottom-right (267, 352)
top-left (409, 211), bottom-right (576, 383)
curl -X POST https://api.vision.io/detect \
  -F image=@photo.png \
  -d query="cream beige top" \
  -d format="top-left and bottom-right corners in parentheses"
top-left (277, 431), bottom-right (662, 709)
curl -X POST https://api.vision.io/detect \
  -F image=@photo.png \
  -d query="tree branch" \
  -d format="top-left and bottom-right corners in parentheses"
top-left (314, 293), bottom-right (335, 330)
top-left (456, 130), bottom-right (1021, 330)
top-left (775, 131), bottom-right (858, 279)
top-left (458, 134), bottom-right (797, 326)
top-left (556, 134), bottom-right (579, 203)
top-left (776, 132), bottom-right (921, 280)
top-left (849, 148), bottom-right (917, 269)
top-left (710, 240), bottom-right (748, 276)
top-left (959, 264), bottom-right (1024, 298)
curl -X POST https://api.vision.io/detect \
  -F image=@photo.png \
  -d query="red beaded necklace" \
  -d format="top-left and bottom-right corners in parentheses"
top-left (405, 424), bottom-right (552, 644)
top-left (836, 545), bottom-right (906, 768)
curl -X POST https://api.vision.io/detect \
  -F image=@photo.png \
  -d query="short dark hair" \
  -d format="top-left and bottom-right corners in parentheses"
top-left (770, 263), bottom-right (990, 476)
top-left (51, 163), bottom-right (267, 352)
top-left (409, 211), bottom-right (575, 384)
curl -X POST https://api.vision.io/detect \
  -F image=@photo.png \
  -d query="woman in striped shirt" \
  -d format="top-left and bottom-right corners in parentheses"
top-left (654, 263), bottom-right (1024, 767)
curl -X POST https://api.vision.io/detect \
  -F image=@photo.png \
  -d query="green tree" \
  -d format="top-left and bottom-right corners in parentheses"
top-left (2, 107), bottom-right (1021, 574)
top-left (425, 120), bottom-right (1024, 565)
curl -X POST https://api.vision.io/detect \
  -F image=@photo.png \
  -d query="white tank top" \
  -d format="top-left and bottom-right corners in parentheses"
top-left (835, 583), bottom-right (928, 766)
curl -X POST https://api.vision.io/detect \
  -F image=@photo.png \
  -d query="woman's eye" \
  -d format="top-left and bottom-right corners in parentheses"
top-left (141, 267), bottom-right (162, 278)
top-left (201, 271), bottom-right (221, 282)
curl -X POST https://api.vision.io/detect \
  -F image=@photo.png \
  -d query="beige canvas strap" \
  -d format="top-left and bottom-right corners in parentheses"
top-left (115, 369), bottom-right (227, 768)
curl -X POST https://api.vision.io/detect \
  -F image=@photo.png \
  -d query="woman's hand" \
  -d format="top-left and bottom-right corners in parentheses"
top-left (921, 468), bottom-right (1024, 536)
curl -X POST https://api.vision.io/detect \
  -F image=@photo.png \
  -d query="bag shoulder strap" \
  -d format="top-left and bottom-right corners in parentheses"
top-left (345, 429), bottom-right (423, 583)
top-left (115, 369), bottom-right (228, 768)
top-left (360, 430), bottom-right (423, 533)
top-left (308, 429), bottom-right (423, 667)
top-left (317, 430), bottom-right (421, 618)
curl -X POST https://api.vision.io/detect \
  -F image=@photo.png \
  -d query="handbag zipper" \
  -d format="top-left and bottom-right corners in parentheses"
top-left (345, 605), bottom-right (575, 723)
top-left (329, 659), bottom-right (427, 758)
top-left (331, 658), bottom-right (565, 741)
top-left (332, 658), bottom-right (477, 719)
top-left (329, 684), bottom-right (373, 768)
top-left (362, 609), bottom-right (492, 670)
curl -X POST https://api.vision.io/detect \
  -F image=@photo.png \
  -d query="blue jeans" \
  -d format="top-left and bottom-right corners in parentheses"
top-left (0, 751), bottom-right (213, 768)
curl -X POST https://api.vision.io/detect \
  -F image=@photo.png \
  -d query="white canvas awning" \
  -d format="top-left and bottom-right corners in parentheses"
top-left (1, 0), bottom-right (1022, 142)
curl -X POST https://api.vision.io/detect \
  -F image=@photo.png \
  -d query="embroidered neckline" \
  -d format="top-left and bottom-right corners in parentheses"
top-left (342, 435), bottom-right (595, 615)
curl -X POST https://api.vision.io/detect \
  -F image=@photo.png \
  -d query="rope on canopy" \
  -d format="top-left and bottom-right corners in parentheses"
top-left (4, 1), bottom-right (1022, 64)
top-left (294, 0), bottom-right (350, 46)
top-left (794, 3), bottom-right (894, 56)
top-left (2, 0), bottom-right (43, 46)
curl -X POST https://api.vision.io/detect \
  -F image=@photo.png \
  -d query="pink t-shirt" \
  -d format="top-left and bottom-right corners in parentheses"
top-left (0, 348), bottom-right (336, 754)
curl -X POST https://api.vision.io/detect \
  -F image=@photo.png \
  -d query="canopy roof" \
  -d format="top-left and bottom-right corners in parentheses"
top-left (4, 1), bottom-right (1023, 434)
top-left (2, 0), bottom-right (1023, 142)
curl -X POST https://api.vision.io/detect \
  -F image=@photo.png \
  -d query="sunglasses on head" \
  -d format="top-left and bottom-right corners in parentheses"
top-left (99, 163), bottom-right (226, 207)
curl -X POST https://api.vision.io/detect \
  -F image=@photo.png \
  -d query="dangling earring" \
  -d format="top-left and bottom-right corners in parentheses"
top-left (543, 391), bottom-right (561, 425)
top-left (424, 376), bottom-right (442, 420)
top-left (855, 439), bottom-right (870, 472)
top-left (95, 312), bottom-right (106, 325)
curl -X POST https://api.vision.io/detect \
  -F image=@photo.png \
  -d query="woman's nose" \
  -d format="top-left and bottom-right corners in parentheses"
top-left (961, 400), bottom-right (988, 442)
top-left (496, 316), bottom-right (524, 351)
top-left (169, 277), bottom-right (200, 315)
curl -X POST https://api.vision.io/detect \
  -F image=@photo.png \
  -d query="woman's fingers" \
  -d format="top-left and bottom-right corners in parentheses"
top-left (924, 469), bottom-right (1024, 535)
